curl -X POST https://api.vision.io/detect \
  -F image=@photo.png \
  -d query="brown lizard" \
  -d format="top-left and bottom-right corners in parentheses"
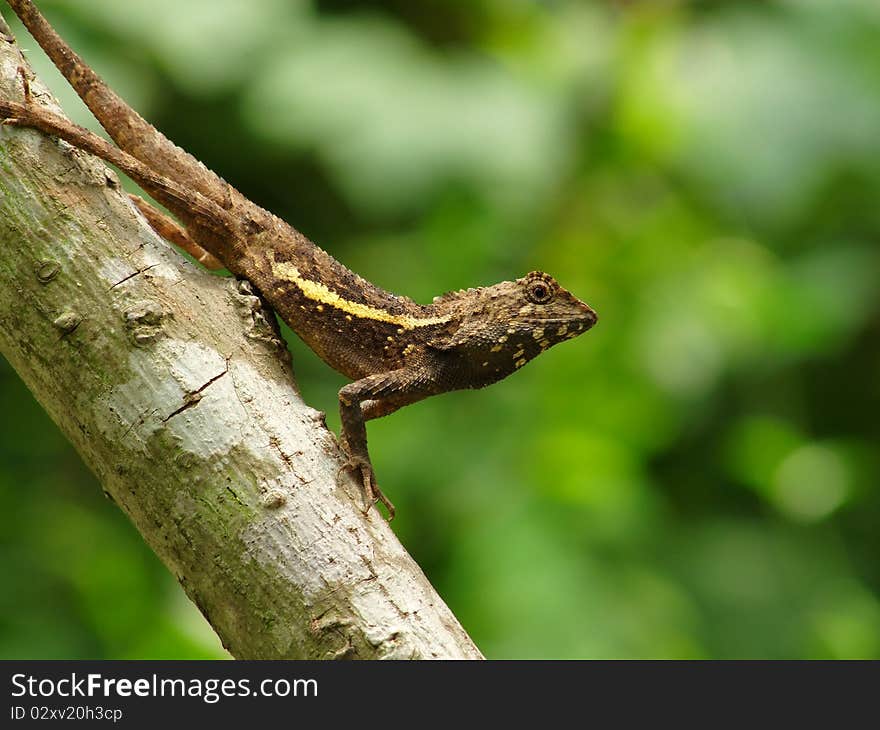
top-left (0, 0), bottom-right (598, 519)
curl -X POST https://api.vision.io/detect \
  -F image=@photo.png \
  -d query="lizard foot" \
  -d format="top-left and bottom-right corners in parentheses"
top-left (17, 65), bottom-right (31, 102)
top-left (1, 67), bottom-right (37, 127)
top-left (337, 455), bottom-right (396, 521)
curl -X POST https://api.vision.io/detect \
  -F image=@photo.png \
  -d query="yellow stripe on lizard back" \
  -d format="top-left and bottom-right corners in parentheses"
top-left (268, 253), bottom-right (451, 330)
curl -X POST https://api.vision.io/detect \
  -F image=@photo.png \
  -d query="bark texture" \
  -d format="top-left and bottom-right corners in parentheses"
top-left (0, 14), bottom-right (482, 660)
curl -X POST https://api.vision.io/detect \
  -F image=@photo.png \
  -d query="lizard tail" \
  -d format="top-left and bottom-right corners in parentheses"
top-left (5, 0), bottom-right (236, 210)
top-left (0, 98), bottom-right (237, 252)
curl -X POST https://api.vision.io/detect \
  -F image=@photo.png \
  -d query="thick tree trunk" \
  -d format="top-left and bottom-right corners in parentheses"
top-left (0, 14), bottom-right (482, 660)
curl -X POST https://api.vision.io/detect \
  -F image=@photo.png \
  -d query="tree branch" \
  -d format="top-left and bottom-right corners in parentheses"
top-left (0, 13), bottom-right (482, 660)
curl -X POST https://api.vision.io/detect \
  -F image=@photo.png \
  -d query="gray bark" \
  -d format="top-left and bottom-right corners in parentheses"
top-left (0, 14), bottom-right (482, 660)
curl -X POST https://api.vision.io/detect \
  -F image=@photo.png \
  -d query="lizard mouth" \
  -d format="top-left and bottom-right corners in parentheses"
top-left (519, 312), bottom-right (598, 329)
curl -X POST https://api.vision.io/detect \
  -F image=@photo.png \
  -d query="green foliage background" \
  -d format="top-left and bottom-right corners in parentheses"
top-left (2, 0), bottom-right (879, 659)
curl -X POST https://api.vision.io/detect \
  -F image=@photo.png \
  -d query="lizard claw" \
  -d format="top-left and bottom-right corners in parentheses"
top-left (337, 454), bottom-right (396, 521)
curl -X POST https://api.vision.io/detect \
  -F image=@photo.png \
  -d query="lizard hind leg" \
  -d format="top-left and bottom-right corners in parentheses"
top-left (16, 64), bottom-right (31, 102)
top-left (128, 195), bottom-right (225, 270)
top-left (7, 0), bottom-right (235, 209)
top-left (0, 98), bottom-right (236, 243)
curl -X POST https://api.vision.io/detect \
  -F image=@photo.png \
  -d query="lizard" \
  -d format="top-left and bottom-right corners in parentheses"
top-left (0, 0), bottom-right (598, 519)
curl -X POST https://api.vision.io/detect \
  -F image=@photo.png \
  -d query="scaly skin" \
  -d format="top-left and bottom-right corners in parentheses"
top-left (0, 0), bottom-right (598, 518)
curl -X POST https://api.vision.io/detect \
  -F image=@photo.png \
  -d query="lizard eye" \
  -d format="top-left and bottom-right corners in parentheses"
top-left (526, 275), bottom-right (555, 304)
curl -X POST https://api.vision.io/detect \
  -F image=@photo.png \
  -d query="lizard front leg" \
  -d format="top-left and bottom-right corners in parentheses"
top-left (338, 368), bottom-right (436, 520)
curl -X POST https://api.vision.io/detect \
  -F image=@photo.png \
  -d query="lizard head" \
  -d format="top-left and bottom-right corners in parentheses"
top-left (430, 271), bottom-right (597, 376)
top-left (510, 270), bottom-right (597, 332)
